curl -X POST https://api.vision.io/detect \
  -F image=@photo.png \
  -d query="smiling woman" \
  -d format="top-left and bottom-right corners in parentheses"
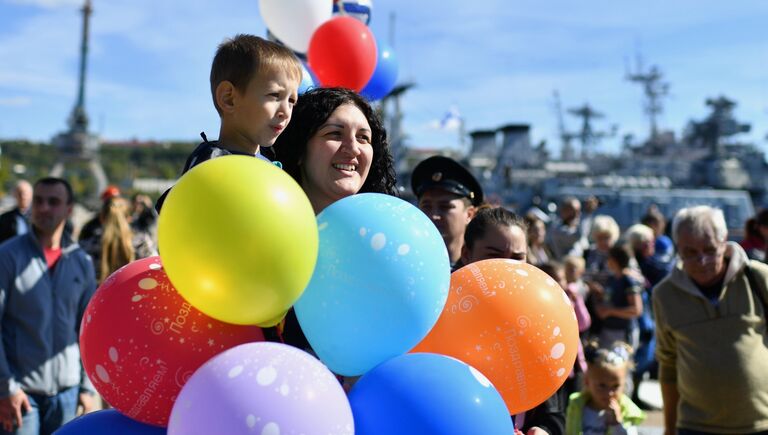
top-left (272, 87), bottom-right (397, 353)
top-left (274, 87), bottom-right (397, 213)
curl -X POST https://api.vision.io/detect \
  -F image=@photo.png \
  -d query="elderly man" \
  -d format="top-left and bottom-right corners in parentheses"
top-left (653, 205), bottom-right (768, 434)
top-left (0, 181), bottom-right (33, 244)
top-left (0, 178), bottom-right (97, 435)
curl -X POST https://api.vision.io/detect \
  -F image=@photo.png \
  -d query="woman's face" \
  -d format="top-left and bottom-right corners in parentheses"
top-left (301, 103), bottom-right (373, 212)
top-left (528, 220), bottom-right (546, 245)
top-left (462, 223), bottom-right (527, 264)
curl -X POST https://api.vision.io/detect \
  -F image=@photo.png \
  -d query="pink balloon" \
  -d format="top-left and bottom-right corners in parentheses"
top-left (308, 16), bottom-right (377, 91)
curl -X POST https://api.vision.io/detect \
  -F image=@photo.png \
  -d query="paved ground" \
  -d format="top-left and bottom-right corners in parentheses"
top-left (637, 379), bottom-right (664, 434)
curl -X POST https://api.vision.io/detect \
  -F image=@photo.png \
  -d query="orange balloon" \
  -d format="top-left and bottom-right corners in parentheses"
top-left (412, 259), bottom-right (579, 414)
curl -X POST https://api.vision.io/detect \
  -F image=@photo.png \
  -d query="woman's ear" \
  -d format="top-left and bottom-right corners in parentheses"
top-left (460, 244), bottom-right (471, 266)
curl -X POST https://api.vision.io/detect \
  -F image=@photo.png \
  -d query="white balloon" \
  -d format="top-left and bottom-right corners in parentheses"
top-left (259, 0), bottom-right (333, 53)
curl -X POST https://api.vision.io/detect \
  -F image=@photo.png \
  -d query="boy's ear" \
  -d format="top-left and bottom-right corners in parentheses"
top-left (215, 81), bottom-right (237, 114)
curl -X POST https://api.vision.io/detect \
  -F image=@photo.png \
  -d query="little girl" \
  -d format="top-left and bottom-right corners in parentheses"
top-left (565, 341), bottom-right (645, 434)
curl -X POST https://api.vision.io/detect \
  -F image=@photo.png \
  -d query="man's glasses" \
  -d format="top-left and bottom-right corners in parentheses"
top-left (679, 244), bottom-right (724, 264)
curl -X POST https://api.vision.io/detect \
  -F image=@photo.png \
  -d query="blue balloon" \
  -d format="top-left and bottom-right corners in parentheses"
top-left (360, 40), bottom-right (398, 101)
top-left (298, 61), bottom-right (317, 95)
top-left (56, 409), bottom-right (166, 434)
top-left (349, 353), bottom-right (514, 435)
top-left (295, 193), bottom-right (450, 376)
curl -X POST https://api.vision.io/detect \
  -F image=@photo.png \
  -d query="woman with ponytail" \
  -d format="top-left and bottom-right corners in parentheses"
top-left (81, 196), bottom-right (155, 283)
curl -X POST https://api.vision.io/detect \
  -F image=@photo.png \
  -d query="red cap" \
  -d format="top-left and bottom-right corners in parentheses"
top-left (101, 185), bottom-right (121, 201)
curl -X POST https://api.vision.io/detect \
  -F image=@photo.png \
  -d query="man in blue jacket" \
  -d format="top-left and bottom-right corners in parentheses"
top-left (0, 177), bottom-right (97, 435)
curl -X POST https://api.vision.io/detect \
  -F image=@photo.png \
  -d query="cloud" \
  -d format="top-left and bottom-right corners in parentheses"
top-left (0, 96), bottom-right (32, 107)
top-left (0, 0), bottom-right (765, 148)
top-left (7, 0), bottom-right (81, 9)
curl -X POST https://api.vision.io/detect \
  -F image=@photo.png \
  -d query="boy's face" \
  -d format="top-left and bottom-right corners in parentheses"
top-left (231, 68), bottom-right (299, 149)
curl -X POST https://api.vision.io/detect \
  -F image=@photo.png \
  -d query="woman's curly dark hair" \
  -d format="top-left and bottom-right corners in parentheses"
top-left (273, 87), bottom-right (397, 196)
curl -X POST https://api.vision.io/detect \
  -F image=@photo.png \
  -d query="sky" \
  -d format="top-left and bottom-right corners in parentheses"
top-left (0, 0), bottom-right (766, 157)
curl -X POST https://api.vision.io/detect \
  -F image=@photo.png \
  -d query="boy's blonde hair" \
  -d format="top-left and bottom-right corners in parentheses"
top-left (210, 34), bottom-right (303, 114)
top-left (590, 215), bottom-right (620, 245)
top-left (563, 255), bottom-right (585, 273)
top-left (624, 223), bottom-right (655, 249)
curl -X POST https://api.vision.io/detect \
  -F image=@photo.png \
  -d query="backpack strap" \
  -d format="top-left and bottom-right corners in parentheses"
top-left (744, 262), bottom-right (768, 319)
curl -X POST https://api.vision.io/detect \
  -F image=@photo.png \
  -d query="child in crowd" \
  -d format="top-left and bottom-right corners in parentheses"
top-left (592, 245), bottom-right (643, 349)
top-left (156, 34), bottom-right (302, 212)
top-left (565, 255), bottom-right (589, 300)
top-left (566, 341), bottom-right (645, 434)
top-left (539, 261), bottom-right (591, 403)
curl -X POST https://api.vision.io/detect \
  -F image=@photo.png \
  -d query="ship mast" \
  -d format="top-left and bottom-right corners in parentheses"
top-left (553, 90), bottom-right (576, 160)
top-left (567, 103), bottom-right (612, 159)
top-left (626, 54), bottom-right (669, 143)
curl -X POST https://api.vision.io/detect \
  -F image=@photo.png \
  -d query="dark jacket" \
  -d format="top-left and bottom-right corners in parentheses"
top-left (0, 208), bottom-right (28, 245)
top-left (156, 136), bottom-right (273, 213)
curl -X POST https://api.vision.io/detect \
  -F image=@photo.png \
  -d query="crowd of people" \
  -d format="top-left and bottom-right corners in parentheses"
top-left (0, 32), bottom-right (766, 435)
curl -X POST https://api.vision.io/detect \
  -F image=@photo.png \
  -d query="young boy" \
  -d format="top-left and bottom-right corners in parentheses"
top-left (594, 245), bottom-right (644, 349)
top-left (157, 34), bottom-right (302, 212)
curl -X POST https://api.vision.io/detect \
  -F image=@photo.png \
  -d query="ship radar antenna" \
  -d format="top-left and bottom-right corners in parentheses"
top-left (626, 52), bottom-right (670, 143)
top-left (553, 90), bottom-right (576, 160)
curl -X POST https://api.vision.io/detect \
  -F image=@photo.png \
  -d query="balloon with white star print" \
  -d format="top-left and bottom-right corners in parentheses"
top-left (168, 342), bottom-right (353, 435)
top-left (80, 256), bottom-right (265, 426)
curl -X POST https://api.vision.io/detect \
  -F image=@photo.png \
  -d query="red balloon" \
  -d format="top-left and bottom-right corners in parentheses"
top-left (80, 257), bottom-right (264, 426)
top-left (308, 16), bottom-right (377, 91)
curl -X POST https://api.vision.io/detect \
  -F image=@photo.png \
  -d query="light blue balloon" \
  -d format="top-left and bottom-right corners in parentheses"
top-left (294, 193), bottom-right (450, 376)
top-left (349, 353), bottom-right (514, 435)
top-left (299, 61), bottom-right (317, 95)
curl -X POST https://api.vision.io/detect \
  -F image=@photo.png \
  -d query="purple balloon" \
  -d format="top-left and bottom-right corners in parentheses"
top-left (168, 342), bottom-right (353, 435)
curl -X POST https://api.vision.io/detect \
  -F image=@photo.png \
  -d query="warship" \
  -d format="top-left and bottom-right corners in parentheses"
top-left (394, 60), bottom-right (761, 235)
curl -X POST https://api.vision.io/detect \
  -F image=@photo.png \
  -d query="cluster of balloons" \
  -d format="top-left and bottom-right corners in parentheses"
top-left (60, 71), bottom-right (580, 433)
top-left (72, 157), bottom-right (336, 433)
top-left (259, 0), bottom-right (399, 100)
top-left (70, 156), bottom-right (528, 434)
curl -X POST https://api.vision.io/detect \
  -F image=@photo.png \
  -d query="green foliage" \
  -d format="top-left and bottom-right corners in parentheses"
top-left (0, 140), bottom-right (195, 199)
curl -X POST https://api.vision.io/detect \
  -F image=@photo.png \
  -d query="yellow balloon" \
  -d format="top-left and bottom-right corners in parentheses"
top-left (158, 156), bottom-right (318, 325)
